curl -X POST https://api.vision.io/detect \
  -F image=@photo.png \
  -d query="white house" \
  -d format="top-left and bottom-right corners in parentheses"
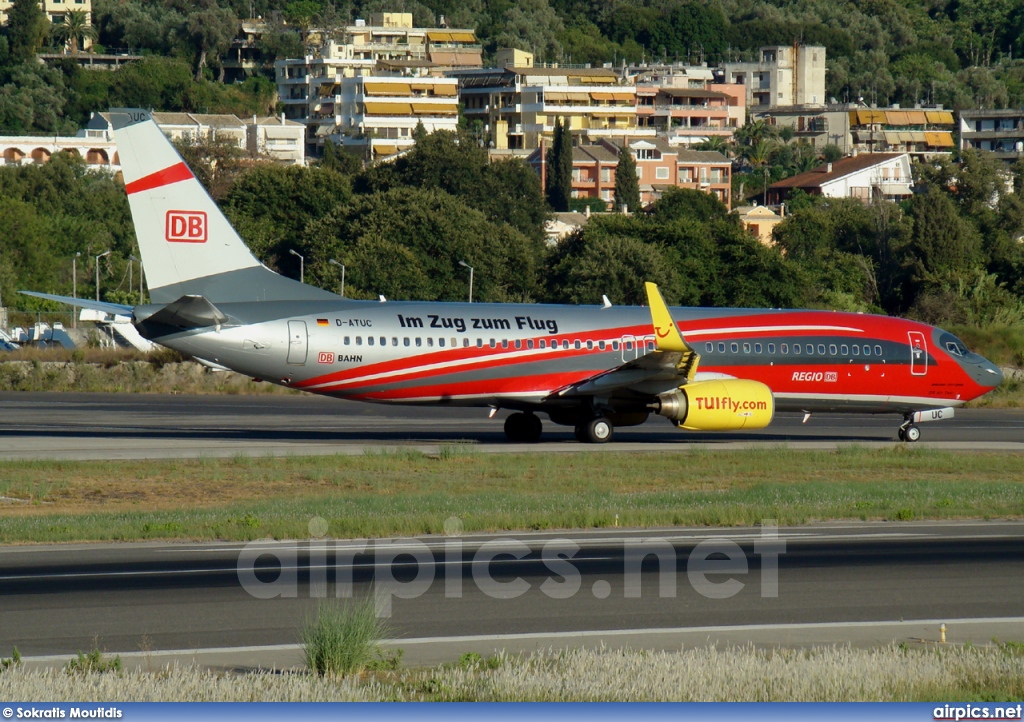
top-left (767, 152), bottom-right (913, 204)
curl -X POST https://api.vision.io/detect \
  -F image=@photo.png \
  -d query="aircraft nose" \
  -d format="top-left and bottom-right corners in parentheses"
top-left (980, 362), bottom-right (1003, 387)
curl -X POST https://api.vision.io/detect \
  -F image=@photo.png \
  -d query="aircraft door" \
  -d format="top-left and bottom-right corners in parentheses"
top-left (287, 320), bottom-right (308, 365)
top-left (620, 335), bottom-right (638, 363)
top-left (908, 331), bottom-right (927, 376)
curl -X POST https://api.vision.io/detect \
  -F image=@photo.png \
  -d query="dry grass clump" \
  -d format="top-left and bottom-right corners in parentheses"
top-left (2, 644), bottom-right (1023, 702)
top-left (0, 664), bottom-right (376, 702)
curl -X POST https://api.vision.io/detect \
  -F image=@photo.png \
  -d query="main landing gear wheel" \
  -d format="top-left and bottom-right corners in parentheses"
top-left (576, 416), bottom-right (613, 444)
top-left (504, 412), bottom-right (542, 443)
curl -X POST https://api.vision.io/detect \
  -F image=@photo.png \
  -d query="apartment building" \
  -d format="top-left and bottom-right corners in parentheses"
top-left (631, 63), bottom-right (745, 146)
top-left (847, 107), bottom-right (955, 158)
top-left (0, 0), bottom-right (91, 28)
top-left (275, 13), bottom-right (474, 156)
top-left (528, 137), bottom-right (731, 209)
top-left (959, 109), bottom-right (1024, 161)
top-left (722, 45), bottom-right (826, 109)
top-left (766, 153), bottom-right (913, 205)
top-left (453, 61), bottom-right (646, 150)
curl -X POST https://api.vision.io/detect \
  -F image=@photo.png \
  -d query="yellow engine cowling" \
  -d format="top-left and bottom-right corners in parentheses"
top-left (655, 379), bottom-right (775, 431)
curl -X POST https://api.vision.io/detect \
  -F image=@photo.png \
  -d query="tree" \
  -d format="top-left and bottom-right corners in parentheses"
top-left (412, 119), bottom-right (428, 143)
top-left (284, 0), bottom-right (322, 44)
top-left (180, 3), bottom-right (238, 81)
top-left (613, 144), bottom-right (639, 212)
top-left (320, 139), bottom-right (362, 175)
top-left (173, 134), bottom-right (246, 201)
top-left (545, 117), bottom-right (572, 212)
top-left (4, 0), bottom-right (49, 63)
top-left (50, 10), bottom-right (98, 55)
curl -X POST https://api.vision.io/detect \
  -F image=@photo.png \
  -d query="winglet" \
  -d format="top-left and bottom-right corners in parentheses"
top-left (644, 282), bottom-right (688, 353)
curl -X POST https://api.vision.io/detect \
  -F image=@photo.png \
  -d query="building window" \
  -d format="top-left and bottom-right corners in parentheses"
top-left (655, 166), bottom-right (669, 180)
top-left (679, 167), bottom-right (692, 183)
top-left (601, 167), bottom-right (611, 183)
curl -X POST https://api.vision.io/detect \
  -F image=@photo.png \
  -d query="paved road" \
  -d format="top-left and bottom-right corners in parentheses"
top-left (2, 522), bottom-right (1023, 667)
top-left (1, 392), bottom-right (1022, 460)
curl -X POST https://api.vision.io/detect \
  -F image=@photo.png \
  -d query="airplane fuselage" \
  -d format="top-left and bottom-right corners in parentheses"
top-left (138, 299), bottom-right (1002, 423)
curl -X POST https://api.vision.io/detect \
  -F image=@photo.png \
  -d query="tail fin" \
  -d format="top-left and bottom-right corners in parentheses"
top-left (110, 109), bottom-right (336, 304)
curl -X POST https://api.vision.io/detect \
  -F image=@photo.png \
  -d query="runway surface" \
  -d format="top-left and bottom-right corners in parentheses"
top-left (1, 392), bottom-right (1023, 460)
top-left (2, 522), bottom-right (1023, 667)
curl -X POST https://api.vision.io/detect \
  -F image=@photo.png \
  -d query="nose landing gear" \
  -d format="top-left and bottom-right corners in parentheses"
top-left (898, 417), bottom-right (920, 443)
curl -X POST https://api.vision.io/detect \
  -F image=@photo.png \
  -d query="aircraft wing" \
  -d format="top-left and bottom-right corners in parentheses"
top-left (552, 282), bottom-right (701, 397)
top-left (19, 291), bottom-right (134, 317)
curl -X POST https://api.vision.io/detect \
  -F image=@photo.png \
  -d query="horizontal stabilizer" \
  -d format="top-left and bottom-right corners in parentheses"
top-left (142, 295), bottom-right (230, 330)
top-left (19, 291), bottom-right (133, 316)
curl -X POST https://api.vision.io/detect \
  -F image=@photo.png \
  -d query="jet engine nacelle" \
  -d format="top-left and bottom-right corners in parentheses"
top-left (655, 379), bottom-right (775, 431)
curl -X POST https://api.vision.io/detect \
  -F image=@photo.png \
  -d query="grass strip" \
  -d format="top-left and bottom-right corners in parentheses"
top-left (2, 643), bottom-right (1023, 701)
top-left (0, 447), bottom-right (1022, 543)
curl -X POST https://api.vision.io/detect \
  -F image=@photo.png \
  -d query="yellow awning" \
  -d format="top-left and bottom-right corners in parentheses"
top-left (433, 84), bottom-right (458, 96)
top-left (364, 82), bottom-right (412, 96)
top-left (590, 92), bottom-right (615, 101)
top-left (905, 111), bottom-right (927, 124)
top-left (426, 31), bottom-right (452, 42)
top-left (886, 111), bottom-right (910, 125)
top-left (926, 111), bottom-right (954, 124)
top-left (411, 102), bottom-right (457, 115)
top-left (853, 110), bottom-right (886, 125)
top-left (612, 92), bottom-right (634, 101)
top-left (545, 92), bottom-right (567, 102)
top-left (883, 131), bottom-right (902, 144)
top-left (925, 131), bottom-right (955, 147)
top-left (448, 31), bottom-right (476, 42)
top-left (363, 102), bottom-right (411, 115)
top-left (373, 144), bottom-right (398, 156)
top-left (410, 83), bottom-right (433, 90)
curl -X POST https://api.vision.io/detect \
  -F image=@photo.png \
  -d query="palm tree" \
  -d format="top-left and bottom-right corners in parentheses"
top-left (743, 138), bottom-right (775, 169)
top-left (695, 135), bottom-right (730, 156)
top-left (50, 10), bottom-right (97, 55)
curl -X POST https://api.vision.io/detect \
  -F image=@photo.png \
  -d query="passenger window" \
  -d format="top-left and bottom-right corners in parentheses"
top-left (781, 343), bottom-right (788, 354)
top-left (768, 343), bottom-right (775, 354)
top-left (874, 345), bottom-right (883, 357)
top-left (403, 338), bottom-right (410, 347)
top-left (841, 344), bottom-right (848, 356)
top-left (562, 340), bottom-right (569, 349)
top-left (626, 341), bottom-right (634, 351)
top-left (743, 343), bottom-right (751, 354)
top-left (502, 340), bottom-right (508, 349)
top-left (463, 338), bottom-right (470, 348)
top-left (817, 344), bottom-right (826, 355)
top-left (612, 341), bottom-right (619, 351)
top-left (368, 337), bottom-right (375, 346)
top-left (731, 342), bottom-right (738, 353)
top-left (829, 344), bottom-right (837, 356)
top-left (586, 340), bottom-right (593, 350)
top-left (793, 344), bottom-right (801, 354)
top-left (489, 339), bottom-right (496, 348)
top-left (527, 340), bottom-right (534, 349)
top-left (574, 340), bottom-right (581, 350)
top-left (451, 338), bottom-right (457, 347)
top-left (852, 345), bottom-right (859, 355)
top-left (476, 339), bottom-right (483, 348)
top-left (392, 337), bottom-right (398, 346)
top-left (540, 340), bottom-right (547, 349)
top-left (439, 338), bottom-right (446, 347)
top-left (344, 336), bottom-right (350, 345)
top-left (755, 343), bottom-right (762, 354)
top-left (647, 341), bottom-right (655, 351)
top-left (427, 338), bottom-right (434, 347)
top-left (416, 337), bottom-right (422, 347)
top-left (356, 336), bottom-right (362, 346)
top-left (598, 341), bottom-right (605, 350)
top-left (515, 340), bottom-right (522, 349)
top-left (718, 342), bottom-right (725, 353)
top-left (706, 343), bottom-right (714, 353)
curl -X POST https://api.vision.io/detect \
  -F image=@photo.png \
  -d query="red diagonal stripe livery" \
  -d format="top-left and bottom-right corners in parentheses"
top-left (125, 162), bottom-right (193, 195)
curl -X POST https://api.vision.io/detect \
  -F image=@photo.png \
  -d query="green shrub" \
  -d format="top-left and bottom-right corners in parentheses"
top-left (302, 597), bottom-right (390, 677)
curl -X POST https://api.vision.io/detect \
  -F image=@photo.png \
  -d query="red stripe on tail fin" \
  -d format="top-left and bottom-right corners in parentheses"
top-left (125, 162), bottom-right (194, 195)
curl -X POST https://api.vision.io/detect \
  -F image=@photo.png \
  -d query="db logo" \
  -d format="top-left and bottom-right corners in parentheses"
top-left (317, 352), bottom-right (335, 364)
top-left (166, 210), bottom-right (208, 243)
top-left (824, 371), bottom-right (838, 382)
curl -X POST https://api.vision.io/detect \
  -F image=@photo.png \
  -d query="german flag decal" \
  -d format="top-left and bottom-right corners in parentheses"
top-left (317, 319), bottom-right (330, 327)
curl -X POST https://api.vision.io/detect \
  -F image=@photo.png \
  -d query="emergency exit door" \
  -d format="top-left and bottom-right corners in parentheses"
top-left (908, 330), bottom-right (927, 376)
top-left (287, 320), bottom-right (308, 365)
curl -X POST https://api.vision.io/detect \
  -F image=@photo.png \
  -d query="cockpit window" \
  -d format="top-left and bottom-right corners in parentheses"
top-left (939, 332), bottom-right (970, 358)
